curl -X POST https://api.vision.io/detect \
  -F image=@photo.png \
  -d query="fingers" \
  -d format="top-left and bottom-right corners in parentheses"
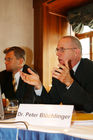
top-left (20, 70), bottom-right (42, 89)
top-left (52, 67), bottom-right (62, 74)
top-left (65, 61), bottom-right (69, 69)
top-left (52, 67), bottom-right (62, 79)
top-left (58, 61), bottom-right (69, 70)
top-left (20, 71), bottom-right (26, 79)
top-left (20, 71), bottom-right (29, 82)
top-left (27, 68), bottom-right (36, 75)
top-left (20, 70), bottom-right (36, 83)
top-left (20, 71), bottom-right (35, 85)
top-left (52, 61), bottom-right (71, 82)
top-left (27, 68), bottom-right (39, 80)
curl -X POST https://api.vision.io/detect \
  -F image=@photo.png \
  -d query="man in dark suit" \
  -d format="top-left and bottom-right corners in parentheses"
top-left (0, 46), bottom-right (36, 104)
top-left (20, 36), bottom-right (93, 112)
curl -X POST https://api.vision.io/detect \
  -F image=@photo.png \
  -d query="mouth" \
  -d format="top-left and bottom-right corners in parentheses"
top-left (58, 59), bottom-right (64, 64)
top-left (6, 65), bottom-right (9, 69)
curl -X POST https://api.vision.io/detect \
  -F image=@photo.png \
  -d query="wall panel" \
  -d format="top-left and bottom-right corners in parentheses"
top-left (34, 2), bottom-right (73, 90)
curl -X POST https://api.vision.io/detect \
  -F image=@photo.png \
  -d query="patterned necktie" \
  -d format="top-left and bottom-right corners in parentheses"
top-left (12, 76), bottom-right (17, 92)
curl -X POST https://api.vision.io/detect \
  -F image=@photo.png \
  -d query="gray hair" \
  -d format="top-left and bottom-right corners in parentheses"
top-left (62, 36), bottom-right (82, 55)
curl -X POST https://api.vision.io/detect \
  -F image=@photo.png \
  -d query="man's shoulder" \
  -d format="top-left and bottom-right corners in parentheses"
top-left (0, 70), bottom-right (10, 75)
top-left (0, 70), bottom-right (12, 82)
top-left (23, 64), bottom-right (30, 70)
top-left (23, 64), bottom-right (37, 74)
top-left (81, 58), bottom-right (93, 67)
top-left (80, 58), bottom-right (93, 73)
top-left (23, 64), bottom-right (32, 71)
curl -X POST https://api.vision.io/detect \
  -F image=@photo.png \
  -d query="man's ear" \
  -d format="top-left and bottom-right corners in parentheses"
top-left (75, 48), bottom-right (80, 56)
top-left (18, 58), bottom-right (24, 66)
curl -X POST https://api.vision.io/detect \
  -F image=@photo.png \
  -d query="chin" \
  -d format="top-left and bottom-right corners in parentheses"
top-left (59, 60), bottom-right (64, 65)
top-left (6, 68), bottom-right (12, 72)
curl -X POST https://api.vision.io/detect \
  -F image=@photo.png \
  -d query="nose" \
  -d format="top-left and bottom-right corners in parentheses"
top-left (56, 50), bottom-right (62, 57)
top-left (56, 51), bottom-right (58, 56)
top-left (5, 61), bottom-right (7, 65)
top-left (5, 59), bottom-right (9, 65)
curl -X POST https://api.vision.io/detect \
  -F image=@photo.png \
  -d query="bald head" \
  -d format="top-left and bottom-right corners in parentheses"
top-left (56, 36), bottom-right (82, 68)
top-left (61, 36), bottom-right (82, 55)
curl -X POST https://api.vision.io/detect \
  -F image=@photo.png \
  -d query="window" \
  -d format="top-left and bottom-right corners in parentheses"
top-left (82, 26), bottom-right (93, 33)
top-left (80, 38), bottom-right (90, 59)
top-left (76, 26), bottom-right (93, 60)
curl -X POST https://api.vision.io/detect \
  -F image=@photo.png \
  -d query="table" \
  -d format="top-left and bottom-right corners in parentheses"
top-left (0, 112), bottom-right (93, 140)
top-left (72, 111), bottom-right (93, 120)
top-left (0, 127), bottom-right (85, 140)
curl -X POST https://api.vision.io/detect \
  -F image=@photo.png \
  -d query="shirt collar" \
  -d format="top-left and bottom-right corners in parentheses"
top-left (72, 61), bottom-right (80, 73)
top-left (13, 68), bottom-right (23, 79)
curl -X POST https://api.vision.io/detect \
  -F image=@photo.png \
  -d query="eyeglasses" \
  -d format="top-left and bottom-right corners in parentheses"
top-left (5, 58), bottom-right (13, 62)
top-left (56, 47), bottom-right (77, 53)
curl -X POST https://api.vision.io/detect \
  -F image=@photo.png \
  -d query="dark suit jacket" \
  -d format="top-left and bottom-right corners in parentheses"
top-left (0, 64), bottom-right (36, 104)
top-left (36, 58), bottom-right (93, 113)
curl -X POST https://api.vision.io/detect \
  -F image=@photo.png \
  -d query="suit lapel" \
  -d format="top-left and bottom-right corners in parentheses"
top-left (74, 59), bottom-right (85, 84)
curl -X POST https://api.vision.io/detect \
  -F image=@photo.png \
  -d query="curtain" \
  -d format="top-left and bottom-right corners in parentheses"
top-left (67, 3), bottom-right (93, 33)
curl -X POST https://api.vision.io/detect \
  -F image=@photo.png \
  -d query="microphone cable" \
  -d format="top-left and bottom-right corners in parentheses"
top-left (0, 121), bottom-right (28, 129)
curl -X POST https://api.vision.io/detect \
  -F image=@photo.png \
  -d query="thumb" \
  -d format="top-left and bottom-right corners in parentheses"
top-left (65, 61), bottom-right (69, 69)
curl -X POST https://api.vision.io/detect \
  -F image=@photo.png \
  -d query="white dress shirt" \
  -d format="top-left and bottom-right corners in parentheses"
top-left (13, 68), bottom-right (23, 91)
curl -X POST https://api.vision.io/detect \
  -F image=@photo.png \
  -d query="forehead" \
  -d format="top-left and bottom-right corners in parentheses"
top-left (57, 38), bottom-right (72, 47)
top-left (5, 51), bottom-right (15, 57)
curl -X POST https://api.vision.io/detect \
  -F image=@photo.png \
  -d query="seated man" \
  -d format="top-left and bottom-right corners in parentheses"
top-left (0, 46), bottom-right (37, 104)
top-left (20, 36), bottom-right (93, 113)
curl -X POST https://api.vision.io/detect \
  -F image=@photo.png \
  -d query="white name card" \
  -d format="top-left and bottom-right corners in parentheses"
top-left (16, 104), bottom-right (74, 128)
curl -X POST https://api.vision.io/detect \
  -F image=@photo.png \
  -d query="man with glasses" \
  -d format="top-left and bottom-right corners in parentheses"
top-left (20, 36), bottom-right (93, 112)
top-left (0, 46), bottom-right (36, 104)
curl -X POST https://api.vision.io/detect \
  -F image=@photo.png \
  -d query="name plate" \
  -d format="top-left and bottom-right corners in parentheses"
top-left (16, 104), bottom-right (74, 128)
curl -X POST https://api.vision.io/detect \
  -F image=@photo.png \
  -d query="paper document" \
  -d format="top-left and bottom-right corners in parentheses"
top-left (72, 120), bottom-right (93, 126)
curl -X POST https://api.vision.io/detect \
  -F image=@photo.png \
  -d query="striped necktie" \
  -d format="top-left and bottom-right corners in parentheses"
top-left (12, 76), bottom-right (17, 92)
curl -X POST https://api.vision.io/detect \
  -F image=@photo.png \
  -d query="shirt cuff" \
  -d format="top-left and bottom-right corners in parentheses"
top-left (66, 85), bottom-right (72, 89)
top-left (34, 86), bottom-right (43, 96)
